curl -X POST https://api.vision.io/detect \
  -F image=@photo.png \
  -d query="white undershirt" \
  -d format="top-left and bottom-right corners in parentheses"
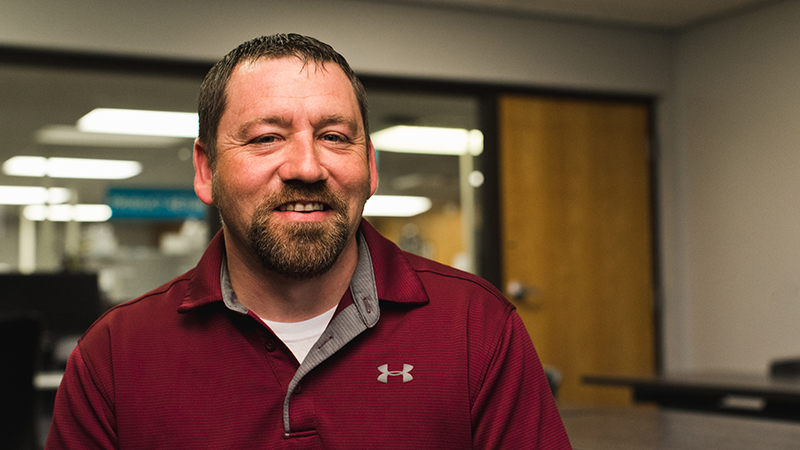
top-left (262, 305), bottom-right (338, 364)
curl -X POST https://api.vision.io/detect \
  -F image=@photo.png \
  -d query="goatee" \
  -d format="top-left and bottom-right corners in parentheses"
top-left (245, 182), bottom-right (351, 280)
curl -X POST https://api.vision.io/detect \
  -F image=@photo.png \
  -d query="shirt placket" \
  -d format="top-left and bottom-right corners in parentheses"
top-left (219, 232), bottom-right (381, 438)
top-left (282, 233), bottom-right (380, 436)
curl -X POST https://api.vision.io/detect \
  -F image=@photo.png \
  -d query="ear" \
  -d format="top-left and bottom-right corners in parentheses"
top-left (193, 139), bottom-right (214, 206)
top-left (368, 140), bottom-right (379, 196)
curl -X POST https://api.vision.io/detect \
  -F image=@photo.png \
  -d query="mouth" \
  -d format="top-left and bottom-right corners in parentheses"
top-left (277, 201), bottom-right (330, 213)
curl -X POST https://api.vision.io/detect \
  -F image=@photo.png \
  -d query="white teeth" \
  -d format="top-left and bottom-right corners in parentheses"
top-left (280, 202), bottom-right (324, 212)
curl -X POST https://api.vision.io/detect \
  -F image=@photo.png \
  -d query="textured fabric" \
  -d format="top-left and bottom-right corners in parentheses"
top-left (46, 220), bottom-right (571, 449)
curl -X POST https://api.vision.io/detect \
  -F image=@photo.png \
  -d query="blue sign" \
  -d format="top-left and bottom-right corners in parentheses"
top-left (107, 188), bottom-right (207, 220)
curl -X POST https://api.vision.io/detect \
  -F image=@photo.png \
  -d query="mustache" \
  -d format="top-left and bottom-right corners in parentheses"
top-left (260, 181), bottom-right (348, 212)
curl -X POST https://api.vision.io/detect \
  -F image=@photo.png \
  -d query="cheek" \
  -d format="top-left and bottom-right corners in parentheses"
top-left (212, 165), bottom-right (260, 219)
top-left (216, 156), bottom-right (273, 196)
top-left (336, 168), bottom-right (371, 202)
top-left (337, 156), bottom-right (372, 188)
top-left (339, 165), bottom-right (373, 215)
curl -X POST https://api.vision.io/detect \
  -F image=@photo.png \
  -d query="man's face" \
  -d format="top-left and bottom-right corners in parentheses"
top-left (196, 57), bottom-right (377, 279)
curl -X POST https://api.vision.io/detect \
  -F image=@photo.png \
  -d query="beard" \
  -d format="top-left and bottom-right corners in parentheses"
top-left (216, 180), bottom-right (366, 280)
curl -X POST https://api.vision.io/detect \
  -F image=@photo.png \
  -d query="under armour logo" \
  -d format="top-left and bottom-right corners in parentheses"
top-left (377, 364), bottom-right (414, 383)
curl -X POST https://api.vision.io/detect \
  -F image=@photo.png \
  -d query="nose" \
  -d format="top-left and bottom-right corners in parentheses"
top-left (277, 136), bottom-right (328, 184)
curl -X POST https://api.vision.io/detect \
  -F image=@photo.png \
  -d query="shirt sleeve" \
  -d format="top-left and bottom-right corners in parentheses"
top-left (45, 345), bottom-right (118, 450)
top-left (470, 309), bottom-right (572, 449)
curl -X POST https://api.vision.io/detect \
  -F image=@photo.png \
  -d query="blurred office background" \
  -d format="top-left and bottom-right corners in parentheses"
top-left (3, 1), bottom-right (800, 445)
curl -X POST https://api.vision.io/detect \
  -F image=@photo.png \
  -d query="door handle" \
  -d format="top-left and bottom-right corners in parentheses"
top-left (506, 279), bottom-right (541, 307)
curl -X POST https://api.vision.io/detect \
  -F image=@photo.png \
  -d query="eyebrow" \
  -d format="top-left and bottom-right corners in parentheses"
top-left (315, 114), bottom-right (361, 135)
top-left (236, 116), bottom-right (292, 140)
top-left (235, 114), bottom-right (362, 140)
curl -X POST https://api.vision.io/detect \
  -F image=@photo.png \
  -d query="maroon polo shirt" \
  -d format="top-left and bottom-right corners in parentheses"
top-left (46, 220), bottom-right (571, 449)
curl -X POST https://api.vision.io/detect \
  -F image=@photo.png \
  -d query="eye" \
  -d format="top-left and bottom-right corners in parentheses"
top-left (249, 135), bottom-right (279, 145)
top-left (321, 133), bottom-right (347, 143)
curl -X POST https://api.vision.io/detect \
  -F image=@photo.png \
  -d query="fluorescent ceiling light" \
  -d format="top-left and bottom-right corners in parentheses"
top-left (363, 195), bottom-right (432, 217)
top-left (371, 126), bottom-right (484, 156)
top-left (23, 204), bottom-right (113, 222)
top-left (48, 157), bottom-right (142, 179)
top-left (3, 157), bottom-right (46, 177)
top-left (3, 156), bottom-right (142, 180)
top-left (36, 125), bottom-right (183, 147)
top-left (78, 108), bottom-right (199, 138)
top-left (0, 186), bottom-right (71, 205)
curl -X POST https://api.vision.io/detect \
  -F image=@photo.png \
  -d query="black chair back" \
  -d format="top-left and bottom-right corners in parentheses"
top-left (0, 314), bottom-right (41, 450)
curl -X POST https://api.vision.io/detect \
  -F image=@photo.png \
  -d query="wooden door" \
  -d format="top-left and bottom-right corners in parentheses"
top-left (499, 95), bottom-right (655, 405)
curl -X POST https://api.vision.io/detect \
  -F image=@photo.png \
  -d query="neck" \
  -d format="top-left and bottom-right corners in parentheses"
top-left (224, 231), bottom-right (359, 323)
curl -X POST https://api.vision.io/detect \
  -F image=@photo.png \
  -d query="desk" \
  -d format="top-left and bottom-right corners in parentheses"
top-left (583, 373), bottom-right (800, 420)
top-left (562, 406), bottom-right (800, 450)
top-left (34, 371), bottom-right (63, 449)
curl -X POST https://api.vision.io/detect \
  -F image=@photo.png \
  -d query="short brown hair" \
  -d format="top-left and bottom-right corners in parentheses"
top-left (197, 34), bottom-right (369, 168)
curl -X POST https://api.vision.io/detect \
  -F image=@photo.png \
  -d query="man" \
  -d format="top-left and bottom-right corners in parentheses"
top-left (47, 34), bottom-right (571, 449)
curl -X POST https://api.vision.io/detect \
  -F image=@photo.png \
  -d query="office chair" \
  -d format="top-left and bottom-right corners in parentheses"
top-left (770, 356), bottom-right (800, 378)
top-left (543, 365), bottom-right (562, 398)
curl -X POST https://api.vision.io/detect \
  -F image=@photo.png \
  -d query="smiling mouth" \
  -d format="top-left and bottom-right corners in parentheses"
top-left (277, 202), bottom-right (329, 213)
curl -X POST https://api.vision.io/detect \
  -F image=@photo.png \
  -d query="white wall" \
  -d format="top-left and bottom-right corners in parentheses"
top-left (2, 0), bottom-right (695, 368)
top-left (1, 0), bottom-right (672, 92)
top-left (675, 0), bottom-right (800, 373)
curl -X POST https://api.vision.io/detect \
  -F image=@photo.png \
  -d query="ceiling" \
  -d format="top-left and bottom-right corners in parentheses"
top-left (361, 0), bottom-right (777, 29)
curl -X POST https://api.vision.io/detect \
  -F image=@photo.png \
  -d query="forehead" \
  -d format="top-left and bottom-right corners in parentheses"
top-left (225, 57), bottom-right (358, 112)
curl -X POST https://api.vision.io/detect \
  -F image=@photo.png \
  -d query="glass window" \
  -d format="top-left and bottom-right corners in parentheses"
top-left (365, 89), bottom-right (482, 273)
top-left (0, 57), bottom-right (485, 304)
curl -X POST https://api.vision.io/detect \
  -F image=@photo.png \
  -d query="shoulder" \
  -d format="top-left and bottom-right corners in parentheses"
top-left (403, 251), bottom-right (510, 308)
top-left (81, 231), bottom-right (226, 343)
top-left (79, 270), bottom-right (194, 348)
top-left (100, 269), bottom-right (193, 318)
top-left (360, 219), bottom-right (511, 313)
